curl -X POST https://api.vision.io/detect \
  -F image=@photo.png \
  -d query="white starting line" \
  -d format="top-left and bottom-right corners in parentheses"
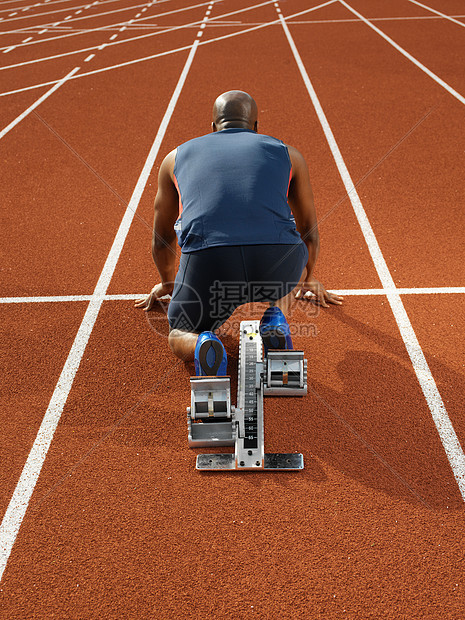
top-left (1, 287), bottom-right (465, 305)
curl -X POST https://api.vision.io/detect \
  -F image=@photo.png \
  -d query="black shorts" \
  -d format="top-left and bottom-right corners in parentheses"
top-left (167, 242), bottom-right (308, 333)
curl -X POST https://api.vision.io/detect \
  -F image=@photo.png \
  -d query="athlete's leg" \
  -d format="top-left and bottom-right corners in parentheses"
top-left (259, 257), bottom-right (306, 352)
top-left (274, 265), bottom-right (306, 314)
top-left (168, 329), bottom-right (198, 361)
top-left (242, 242), bottom-right (308, 351)
top-left (166, 246), bottom-right (247, 368)
top-left (244, 242), bottom-right (308, 312)
top-left (168, 330), bottom-right (228, 377)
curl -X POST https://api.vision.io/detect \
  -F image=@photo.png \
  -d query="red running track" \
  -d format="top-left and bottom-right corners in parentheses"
top-left (1, 0), bottom-right (465, 617)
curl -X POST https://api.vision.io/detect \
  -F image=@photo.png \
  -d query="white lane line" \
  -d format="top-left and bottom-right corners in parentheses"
top-left (0, 0), bottom-right (179, 32)
top-left (0, 44), bottom-right (192, 96)
top-left (4, 0), bottom-right (77, 9)
top-left (407, 0), bottom-right (465, 28)
top-left (84, 53), bottom-right (94, 61)
top-left (0, 0), bottom-right (328, 88)
top-left (21, 36), bottom-right (33, 42)
top-left (0, 0), bottom-right (216, 44)
top-left (0, 0), bottom-right (269, 68)
top-left (1, 288), bottom-right (465, 304)
top-left (2, 46), bottom-right (15, 53)
top-left (283, 16), bottom-right (465, 24)
top-left (122, 21), bottom-right (242, 28)
top-left (0, 18), bottom-right (205, 586)
top-left (196, 2), bottom-right (211, 37)
top-left (339, 1), bottom-right (465, 106)
top-left (202, 23), bottom-right (243, 27)
top-left (0, 0), bottom-right (133, 22)
top-left (38, 28), bottom-right (47, 33)
top-left (0, 66), bottom-right (80, 140)
top-left (109, 33), bottom-right (117, 39)
top-left (279, 13), bottom-right (465, 500)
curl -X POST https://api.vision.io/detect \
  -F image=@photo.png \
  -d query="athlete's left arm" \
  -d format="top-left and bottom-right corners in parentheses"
top-left (135, 150), bottom-right (179, 311)
top-left (287, 145), bottom-right (343, 307)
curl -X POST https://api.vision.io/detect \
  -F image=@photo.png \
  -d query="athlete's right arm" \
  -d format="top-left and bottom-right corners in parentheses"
top-left (135, 150), bottom-right (179, 311)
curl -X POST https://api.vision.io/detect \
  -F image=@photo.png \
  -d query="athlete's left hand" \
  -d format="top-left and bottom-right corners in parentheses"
top-left (134, 282), bottom-right (173, 311)
top-left (295, 279), bottom-right (343, 308)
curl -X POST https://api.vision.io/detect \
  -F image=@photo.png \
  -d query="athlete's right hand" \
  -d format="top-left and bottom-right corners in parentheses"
top-left (134, 282), bottom-right (173, 311)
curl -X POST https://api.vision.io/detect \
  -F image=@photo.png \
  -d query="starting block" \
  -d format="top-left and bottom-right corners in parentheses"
top-left (187, 320), bottom-right (307, 471)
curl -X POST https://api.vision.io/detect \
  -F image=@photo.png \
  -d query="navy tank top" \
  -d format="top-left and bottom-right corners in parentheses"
top-left (173, 128), bottom-right (301, 252)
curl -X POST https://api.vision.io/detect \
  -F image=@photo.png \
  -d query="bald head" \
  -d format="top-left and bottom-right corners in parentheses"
top-left (212, 90), bottom-right (258, 132)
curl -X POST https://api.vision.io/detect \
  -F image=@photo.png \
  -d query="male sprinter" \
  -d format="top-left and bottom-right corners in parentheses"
top-left (135, 91), bottom-right (342, 375)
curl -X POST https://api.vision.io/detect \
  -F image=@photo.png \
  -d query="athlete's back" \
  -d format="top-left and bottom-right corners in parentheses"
top-left (173, 128), bottom-right (301, 252)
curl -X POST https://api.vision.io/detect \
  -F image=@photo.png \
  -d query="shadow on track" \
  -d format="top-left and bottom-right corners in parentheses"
top-left (300, 308), bottom-right (464, 510)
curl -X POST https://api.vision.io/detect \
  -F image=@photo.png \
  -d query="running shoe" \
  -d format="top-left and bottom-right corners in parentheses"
top-left (259, 306), bottom-right (293, 353)
top-left (194, 332), bottom-right (228, 376)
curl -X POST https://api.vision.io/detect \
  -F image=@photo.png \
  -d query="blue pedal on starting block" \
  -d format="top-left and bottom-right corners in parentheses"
top-left (187, 320), bottom-right (307, 471)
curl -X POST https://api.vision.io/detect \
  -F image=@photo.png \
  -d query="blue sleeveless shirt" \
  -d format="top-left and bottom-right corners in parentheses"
top-left (173, 128), bottom-right (301, 252)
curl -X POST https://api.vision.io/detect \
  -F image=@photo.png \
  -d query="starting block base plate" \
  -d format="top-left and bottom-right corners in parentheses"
top-left (196, 453), bottom-right (304, 471)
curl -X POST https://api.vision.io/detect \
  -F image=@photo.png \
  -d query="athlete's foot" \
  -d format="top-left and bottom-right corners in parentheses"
top-left (194, 332), bottom-right (228, 376)
top-left (259, 306), bottom-right (293, 354)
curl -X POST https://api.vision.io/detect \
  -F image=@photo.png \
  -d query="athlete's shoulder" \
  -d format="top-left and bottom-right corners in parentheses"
top-left (285, 144), bottom-right (306, 168)
top-left (256, 131), bottom-right (286, 144)
top-left (256, 133), bottom-right (291, 158)
top-left (177, 132), bottom-right (214, 150)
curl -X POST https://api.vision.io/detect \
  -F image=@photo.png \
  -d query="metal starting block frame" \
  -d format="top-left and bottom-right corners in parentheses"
top-left (187, 320), bottom-right (307, 471)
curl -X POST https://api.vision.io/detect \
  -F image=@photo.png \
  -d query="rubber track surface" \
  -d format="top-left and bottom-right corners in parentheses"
top-left (1, 0), bottom-right (464, 617)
